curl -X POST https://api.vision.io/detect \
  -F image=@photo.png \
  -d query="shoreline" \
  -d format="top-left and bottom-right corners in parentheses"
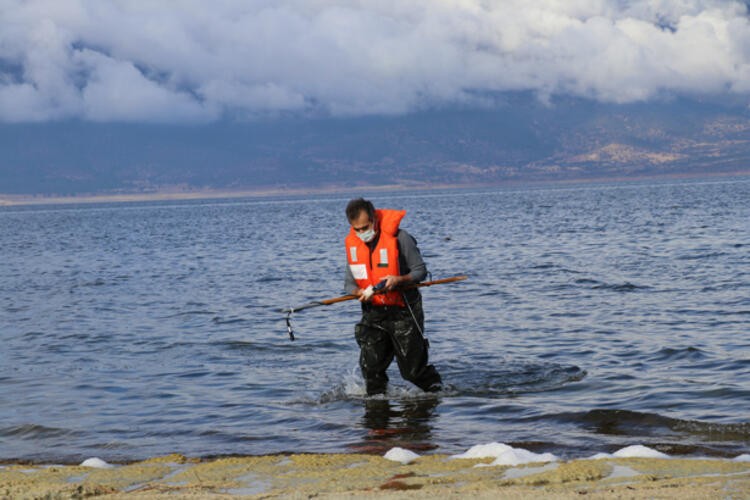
top-left (1, 170), bottom-right (748, 207)
top-left (1, 451), bottom-right (749, 498)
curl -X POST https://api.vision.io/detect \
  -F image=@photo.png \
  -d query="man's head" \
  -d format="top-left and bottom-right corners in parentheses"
top-left (346, 198), bottom-right (377, 243)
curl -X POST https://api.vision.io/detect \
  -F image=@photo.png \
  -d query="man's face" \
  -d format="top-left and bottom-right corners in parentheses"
top-left (350, 210), bottom-right (374, 235)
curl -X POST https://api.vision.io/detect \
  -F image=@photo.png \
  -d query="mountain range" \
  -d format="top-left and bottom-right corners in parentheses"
top-left (1, 94), bottom-right (748, 197)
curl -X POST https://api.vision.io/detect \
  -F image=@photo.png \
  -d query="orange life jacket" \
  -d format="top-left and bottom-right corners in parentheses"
top-left (345, 209), bottom-right (406, 307)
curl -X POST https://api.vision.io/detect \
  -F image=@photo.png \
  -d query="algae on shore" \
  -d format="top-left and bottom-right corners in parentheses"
top-left (1, 453), bottom-right (749, 498)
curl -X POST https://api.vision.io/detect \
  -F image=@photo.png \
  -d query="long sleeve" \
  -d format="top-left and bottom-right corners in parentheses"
top-left (397, 229), bottom-right (427, 283)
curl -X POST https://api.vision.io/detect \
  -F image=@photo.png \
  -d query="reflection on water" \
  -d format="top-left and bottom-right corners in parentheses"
top-left (352, 397), bottom-right (440, 454)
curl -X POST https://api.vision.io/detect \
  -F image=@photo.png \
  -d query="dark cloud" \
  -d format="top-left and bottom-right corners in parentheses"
top-left (1, 0), bottom-right (749, 122)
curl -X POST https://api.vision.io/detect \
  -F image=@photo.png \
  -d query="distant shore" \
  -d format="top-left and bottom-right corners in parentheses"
top-left (1, 452), bottom-right (749, 498)
top-left (0, 183), bottom-right (430, 206)
top-left (1, 171), bottom-right (748, 207)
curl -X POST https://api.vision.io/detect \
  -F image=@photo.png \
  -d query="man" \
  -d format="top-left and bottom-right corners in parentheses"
top-left (344, 198), bottom-right (442, 396)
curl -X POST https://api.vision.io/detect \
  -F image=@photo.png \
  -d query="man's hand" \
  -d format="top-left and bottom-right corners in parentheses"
top-left (358, 285), bottom-right (375, 302)
top-left (357, 275), bottom-right (412, 301)
top-left (382, 274), bottom-right (409, 291)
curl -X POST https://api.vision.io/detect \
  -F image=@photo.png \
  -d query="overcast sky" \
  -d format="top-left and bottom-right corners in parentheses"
top-left (1, 0), bottom-right (749, 123)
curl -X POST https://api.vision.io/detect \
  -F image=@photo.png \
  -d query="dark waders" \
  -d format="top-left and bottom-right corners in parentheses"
top-left (354, 294), bottom-right (442, 396)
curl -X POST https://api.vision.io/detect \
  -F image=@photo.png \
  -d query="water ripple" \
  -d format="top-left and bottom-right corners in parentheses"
top-left (1, 179), bottom-right (749, 462)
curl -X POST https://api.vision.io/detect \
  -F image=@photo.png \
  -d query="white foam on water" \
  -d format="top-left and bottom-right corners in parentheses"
top-left (734, 454), bottom-right (750, 462)
top-left (384, 447), bottom-right (421, 464)
top-left (451, 442), bottom-right (558, 466)
top-left (588, 445), bottom-right (669, 460)
top-left (613, 445), bottom-right (669, 459)
top-left (385, 384), bottom-right (434, 400)
top-left (325, 366), bottom-right (438, 402)
top-left (342, 368), bottom-right (368, 397)
top-left (451, 442), bottom-right (511, 459)
top-left (312, 368), bottom-right (366, 403)
top-left (80, 457), bottom-right (114, 469)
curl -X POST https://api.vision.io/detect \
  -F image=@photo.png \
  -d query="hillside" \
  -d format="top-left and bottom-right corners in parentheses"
top-left (1, 96), bottom-right (748, 196)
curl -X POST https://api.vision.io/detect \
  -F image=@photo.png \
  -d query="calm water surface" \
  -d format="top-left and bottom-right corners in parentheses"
top-left (1, 178), bottom-right (749, 463)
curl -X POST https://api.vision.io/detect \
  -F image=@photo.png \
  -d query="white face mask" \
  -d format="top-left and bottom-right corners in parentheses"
top-left (357, 227), bottom-right (376, 243)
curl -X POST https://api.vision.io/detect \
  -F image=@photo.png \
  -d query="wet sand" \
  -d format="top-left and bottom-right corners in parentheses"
top-left (2, 453), bottom-right (749, 498)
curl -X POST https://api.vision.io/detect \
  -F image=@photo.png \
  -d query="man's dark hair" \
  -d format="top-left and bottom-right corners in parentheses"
top-left (346, 198), bottom-right (375, 222)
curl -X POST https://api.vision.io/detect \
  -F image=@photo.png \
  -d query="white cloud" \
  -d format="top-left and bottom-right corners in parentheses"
top-left (76, 49), bottom-right (216, 122)
top-left (0, 0), bottom-right (749, 122)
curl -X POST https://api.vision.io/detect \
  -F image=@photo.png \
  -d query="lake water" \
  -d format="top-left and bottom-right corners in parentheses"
top-left (1, 177), bottom-right (749, 464)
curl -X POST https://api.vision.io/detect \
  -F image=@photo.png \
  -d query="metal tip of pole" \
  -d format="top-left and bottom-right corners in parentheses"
top-left (285, 312), bottom-right (295, 341)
